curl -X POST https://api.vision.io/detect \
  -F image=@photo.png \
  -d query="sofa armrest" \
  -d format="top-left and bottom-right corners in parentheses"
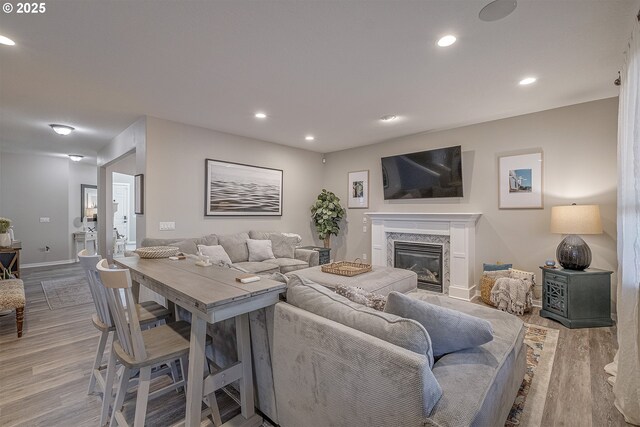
top-left (294, 248), bottom-right (319, 267)
top-left (272, 302), bottom-right (441, 427)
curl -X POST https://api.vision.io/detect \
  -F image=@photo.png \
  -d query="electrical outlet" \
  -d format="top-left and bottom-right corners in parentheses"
top-left (362, 253), bottom-right (367, 260)
top-left (44, 246), bottom-right (50, 252)
top-left (40, 217), bottom-right (50, 223)
top-left (159, 222), bottom-right (176, 231)
top-left (362, 225), bottom-right (367, 232)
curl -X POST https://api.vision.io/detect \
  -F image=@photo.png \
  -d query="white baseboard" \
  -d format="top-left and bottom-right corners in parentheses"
top-left (449, 284), bottom-right (477, 301)
top-left (22, 259), bottom-right (76, 269)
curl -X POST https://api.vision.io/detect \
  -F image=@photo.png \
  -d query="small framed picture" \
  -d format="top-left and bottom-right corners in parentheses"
top-left (498, 152), bottom-right (543, 209)
top-left (348, 170), bottom-right (369, 209)
top-left (135, 174), bottom-right (144, 214)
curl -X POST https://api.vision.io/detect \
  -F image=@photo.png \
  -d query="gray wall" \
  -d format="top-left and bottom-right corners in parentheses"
top-left (143, 117), bottom-right (325, 243)
top-left (322, 98), bottom-right (619, 302)
top-left (0, 153), bottom-right (97, 264)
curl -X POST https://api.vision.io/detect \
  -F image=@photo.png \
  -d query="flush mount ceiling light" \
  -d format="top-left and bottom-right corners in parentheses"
top-left (254, 112), bottom-right (267, 119)
top-left (380, 115), bottom-right (399, 122)
top-left (305, 135), bottom-right (315, 141)
top-left (0, 35), bottom-right (15, 46)
top-left (49, 124), bottom-right (75, 135)
top-left (519, 77), bottom-right (537, 85)
top-left (437, 35), bottom-right (457, 47)
top-left (68, 154), bottom-right (83, 162)
top-left (479, 0), bottom-right (517, 22)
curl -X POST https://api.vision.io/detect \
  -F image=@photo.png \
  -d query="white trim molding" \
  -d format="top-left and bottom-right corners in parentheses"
top-left (22, 259), bottom-right (77, 269)
top-left (365, 212), bottom-right (481, 301)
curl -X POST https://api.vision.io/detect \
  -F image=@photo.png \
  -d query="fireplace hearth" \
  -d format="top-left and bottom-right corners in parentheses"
top-left (394, 242), bottom-right (443, 292)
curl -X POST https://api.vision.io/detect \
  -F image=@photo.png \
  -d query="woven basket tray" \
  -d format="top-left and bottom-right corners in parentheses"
top-left (134, 246), bottom-right (180, 259)
top-left (321, 260), bottom-right (372, 277)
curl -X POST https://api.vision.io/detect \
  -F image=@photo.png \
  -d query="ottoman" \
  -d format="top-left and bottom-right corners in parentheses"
top-left (287, 265), bottom-right (417, 295)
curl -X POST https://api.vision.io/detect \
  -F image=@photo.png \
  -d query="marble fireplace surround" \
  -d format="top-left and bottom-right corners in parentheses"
top-left (366, 212), bottom-right (482, 301)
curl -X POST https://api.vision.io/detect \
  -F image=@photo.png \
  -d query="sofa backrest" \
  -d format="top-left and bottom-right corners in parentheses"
top-left (217, 232), bottom-right (251, 263)
top-left (248, 231), bottom-right (302, 259)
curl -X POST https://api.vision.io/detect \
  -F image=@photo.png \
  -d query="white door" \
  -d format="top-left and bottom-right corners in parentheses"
top-left (113, 183), bottom-right (130, 240)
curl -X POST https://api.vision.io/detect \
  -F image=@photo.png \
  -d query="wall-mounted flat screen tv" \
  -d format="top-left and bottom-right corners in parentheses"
top-left (382, 145), bottom-right (463, 200)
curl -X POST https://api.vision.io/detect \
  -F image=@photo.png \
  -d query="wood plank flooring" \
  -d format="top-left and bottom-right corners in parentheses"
top-left (0, 264), bottom-right (632, 426)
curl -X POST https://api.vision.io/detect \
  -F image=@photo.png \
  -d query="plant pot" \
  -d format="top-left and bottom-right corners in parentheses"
top-left (323, 236), bottom-right (331, 249)
top-left (0, 232), bottom-right (11, 247)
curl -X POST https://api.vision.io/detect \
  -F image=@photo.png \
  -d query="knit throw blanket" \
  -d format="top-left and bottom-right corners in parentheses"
top-left (490, 277), bottom-right (532, 316)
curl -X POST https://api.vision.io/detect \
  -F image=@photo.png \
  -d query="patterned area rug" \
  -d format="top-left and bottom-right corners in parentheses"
top-left (506, 323), bottom-right (559, 426)
top-left (41, 276), bottom-right (93, 310)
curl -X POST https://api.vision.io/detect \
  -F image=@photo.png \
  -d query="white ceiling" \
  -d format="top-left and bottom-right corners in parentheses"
top-left (1, 0), bottom-right (638, 160)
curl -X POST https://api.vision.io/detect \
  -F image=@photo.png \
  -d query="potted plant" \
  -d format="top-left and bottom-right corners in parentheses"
top-left (0, 217), bottom-right (11, 247)
top-left (311, 189), bottom-right (346, 248)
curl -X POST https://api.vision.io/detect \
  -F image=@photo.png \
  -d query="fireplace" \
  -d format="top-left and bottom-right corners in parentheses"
top-left (394, 242), bottom-right (443, 292)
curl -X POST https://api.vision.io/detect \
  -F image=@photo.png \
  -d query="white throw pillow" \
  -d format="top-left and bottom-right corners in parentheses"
top-left (197, 244), bottom-right (233, 267)
top-left (247, 239), bottom-right (276, 262)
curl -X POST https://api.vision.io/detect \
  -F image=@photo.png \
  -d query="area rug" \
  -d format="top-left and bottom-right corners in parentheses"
top-left (505, 323), bottom-right (559, 426)
top-left (41, 276), bottom-right (93, 310)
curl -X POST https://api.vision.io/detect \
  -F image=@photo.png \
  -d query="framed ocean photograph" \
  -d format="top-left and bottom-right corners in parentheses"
top-left (498, 152), bottom-right (543, 209)
top-left (205, 159), bottom-right (283, 216)
top-left (348, 170), bottom-right (369, 208)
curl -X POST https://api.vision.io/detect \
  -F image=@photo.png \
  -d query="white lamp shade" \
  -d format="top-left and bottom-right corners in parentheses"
top-left (550, 205), bottom-right (603, 235)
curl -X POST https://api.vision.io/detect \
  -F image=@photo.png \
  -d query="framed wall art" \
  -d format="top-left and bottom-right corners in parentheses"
top-left (205, 159), bottom-right (283, 216)
top-left (134, 174), bottom-right (144, 214)
top-left (348, 170), bottom-right (369, 209)
top-left (498, 151), bottom-right (543, 209)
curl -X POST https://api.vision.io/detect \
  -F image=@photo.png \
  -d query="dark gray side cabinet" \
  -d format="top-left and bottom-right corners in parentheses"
top-left (540, 267), bottom-right (613, 329)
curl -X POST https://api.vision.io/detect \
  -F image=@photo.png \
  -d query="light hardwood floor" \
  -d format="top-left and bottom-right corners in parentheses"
top-left (0, 264), bottom-right (631, 426)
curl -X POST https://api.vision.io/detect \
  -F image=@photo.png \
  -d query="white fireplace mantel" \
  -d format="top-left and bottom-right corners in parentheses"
top-left (365, 212), bottom-right (482, 301)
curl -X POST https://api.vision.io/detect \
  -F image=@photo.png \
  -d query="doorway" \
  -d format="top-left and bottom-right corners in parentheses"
top-left (112, 172), bottom-right (136, 255)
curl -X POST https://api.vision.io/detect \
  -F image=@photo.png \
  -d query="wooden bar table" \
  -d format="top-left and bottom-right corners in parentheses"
top-left (114, 256), bottom-right (286, 427)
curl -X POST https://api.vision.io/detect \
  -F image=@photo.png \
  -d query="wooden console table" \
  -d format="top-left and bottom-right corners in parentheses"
top-left (0, 241), bottom-right (22, 279)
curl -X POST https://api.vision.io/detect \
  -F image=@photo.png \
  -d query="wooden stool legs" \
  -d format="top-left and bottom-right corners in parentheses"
top-left (15, 306), bottom-right (24, 338)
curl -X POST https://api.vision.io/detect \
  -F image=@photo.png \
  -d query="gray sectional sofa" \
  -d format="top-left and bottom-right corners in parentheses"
top-left (140, 230), bottom-right (319, 274)
top-left (263, 275), bottom-right (526, 427)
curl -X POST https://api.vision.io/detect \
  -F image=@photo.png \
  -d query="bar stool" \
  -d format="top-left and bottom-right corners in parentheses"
top-left (78, 251), bottom-right (175, 424)
top-left (96, 259), bottom-right (222, 427)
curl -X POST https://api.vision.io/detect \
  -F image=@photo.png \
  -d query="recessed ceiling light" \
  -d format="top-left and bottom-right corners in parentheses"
top-left (380, 115), bottom-right (398, 122)
top-left (479, 0), bottom-right (517, 22)
top-left (0, 35), bottom-right (15, 46)
top-left (68, 154), bottom-right (83, 162)
top-left (437, 35), bottom-right (457, 47)
top-left (519, 77), bottom-right (537, 86)
top-left (305, 135), bottom-right (315, 141)
top-left (49, 124), bottom-right (75, 135)
top-left (254, 112), bottom-right (267, 119)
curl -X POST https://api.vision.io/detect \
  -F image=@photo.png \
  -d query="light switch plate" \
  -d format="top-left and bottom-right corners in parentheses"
top-left (159, 222), bottom-right (175, 231)
top-left (40, 217), bottom-right (50, 223)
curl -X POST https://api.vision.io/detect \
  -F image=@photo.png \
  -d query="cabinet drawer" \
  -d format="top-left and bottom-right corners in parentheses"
top-left (543, 278), bottom-right (567, 317)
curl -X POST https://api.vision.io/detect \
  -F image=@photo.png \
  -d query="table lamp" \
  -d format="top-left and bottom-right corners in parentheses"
top-left (550, 204), bottom-right (602, 270)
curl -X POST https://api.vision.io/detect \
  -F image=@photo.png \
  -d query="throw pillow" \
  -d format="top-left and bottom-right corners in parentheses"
top-left (384, 291), bottom-right (494, 357)
top-left (169, 239), bottom-right (198, 255)
top-left (287, 274), bottom-right (435, 367)
top-left (483, 262), bottom-right (513, 272)
top-left (269, 233), bottom-right (299, 259)
top-left (247, 239), bottom-right (276, 262)
top-left (335, 284), bottom-right (387, 311)
top-left (197, 244), bottom-right (233, 267)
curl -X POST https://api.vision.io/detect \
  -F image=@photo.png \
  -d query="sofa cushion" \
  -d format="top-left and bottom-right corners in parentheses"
top-left (335, 284), bottom-right (387, 311)
top-left (218, 232), bottom-right (250, 263)
top-left (248, 231), bottom-right (301, 259)
top-left (197, 244), bottom-right (233, 267)
top-left (264, 257), bottom-right (308, 274)
top-left (233, 261), bottom-right (279, 274)
top-left (196, 234), bottom-right (219, 247)
top-left (287, 274), bottom-right (434, 367)
top-left (385, 291), bottom-right (494, 357)
top-left (407, 291), bottom-right (526, 427)
top-left (247, 239), bottom-right (276, 262)
top-left (169, 239), bottom-right (199, 255)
